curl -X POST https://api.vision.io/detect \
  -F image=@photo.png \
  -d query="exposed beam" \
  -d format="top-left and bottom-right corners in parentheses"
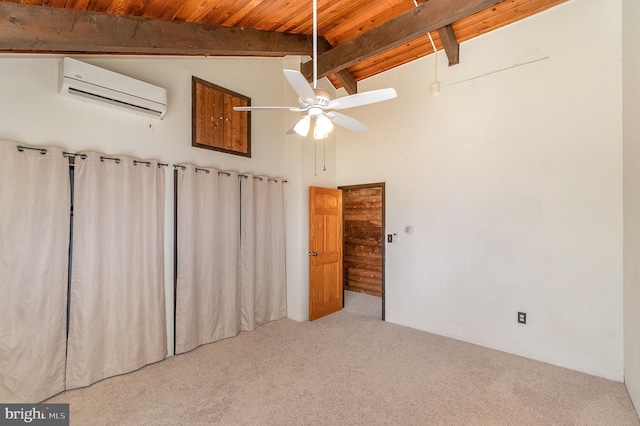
top-left (333, 70), bottom-right (357, 95)
top-left (437, 24), bottom-right (459, 66)
top-left (302, 0), bottom-right (500, 80)
top-left (316, 36), bottom-right (357, 94)
top-left (0, 2), bottom-right (312, 56)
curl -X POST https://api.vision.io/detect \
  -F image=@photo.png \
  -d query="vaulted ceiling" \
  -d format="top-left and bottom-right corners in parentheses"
top-left (0, 0), bottom-right (568, 93)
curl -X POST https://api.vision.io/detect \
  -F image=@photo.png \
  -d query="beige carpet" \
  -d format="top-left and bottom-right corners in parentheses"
top-left (47, 311), bottom-right (639, 425)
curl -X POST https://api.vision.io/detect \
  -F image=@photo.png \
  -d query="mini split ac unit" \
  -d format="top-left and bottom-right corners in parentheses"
top-left (58, 57), bottom-right (168, 119)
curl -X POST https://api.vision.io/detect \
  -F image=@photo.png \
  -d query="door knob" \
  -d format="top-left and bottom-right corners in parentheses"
top-left (308, 251), bottom-right (318, 256)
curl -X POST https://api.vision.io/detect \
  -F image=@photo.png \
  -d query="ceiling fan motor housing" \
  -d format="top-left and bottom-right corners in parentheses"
top-left (313, 88), bottom-right (331, 105)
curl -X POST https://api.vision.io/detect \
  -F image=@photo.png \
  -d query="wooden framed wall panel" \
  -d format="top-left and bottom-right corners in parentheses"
top-left (192, 77), bottom-right (251, 157)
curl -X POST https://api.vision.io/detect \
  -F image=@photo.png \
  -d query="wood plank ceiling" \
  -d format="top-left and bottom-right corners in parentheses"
top-left (0, 0), bottom-right (568, 92)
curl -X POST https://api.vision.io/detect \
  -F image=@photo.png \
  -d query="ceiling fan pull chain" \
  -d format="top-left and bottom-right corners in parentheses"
top-left (314, 135), bottom-right (318, 182)
top-left (323, 135), bottom-right (327, 172)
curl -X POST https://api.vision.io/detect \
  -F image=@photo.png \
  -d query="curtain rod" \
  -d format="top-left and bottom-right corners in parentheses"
top-left (134, 160), bottom-right (151, 168)
top-left (63, 151), bottom-right (87, 160)
top-left (16, 145), bottom-right (46, 155)
top-left (239, 175), bottom-right (287, 183)
top-left (16, 144), bottom-right (286, 181)
top-left (175, 163), bottom-right (287, 183)
top-left (17, 145), bottom-right (169, 167)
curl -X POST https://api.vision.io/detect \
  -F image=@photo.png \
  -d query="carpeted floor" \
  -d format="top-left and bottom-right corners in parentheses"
top-left (47, 311), bottom-right (639, 425)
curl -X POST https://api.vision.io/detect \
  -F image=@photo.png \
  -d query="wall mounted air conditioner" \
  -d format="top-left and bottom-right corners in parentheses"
top-left (58, 57), bottom-right (168, 119)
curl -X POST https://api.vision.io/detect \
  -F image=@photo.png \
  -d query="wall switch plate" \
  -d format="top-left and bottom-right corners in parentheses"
top-left (392, 232), bottom-right (398, 243)
top-left (518, 312), bottom-right (527, 324)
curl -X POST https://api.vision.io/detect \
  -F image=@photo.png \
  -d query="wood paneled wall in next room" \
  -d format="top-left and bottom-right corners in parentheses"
top-left (341, 183), bottom-right (385, 298)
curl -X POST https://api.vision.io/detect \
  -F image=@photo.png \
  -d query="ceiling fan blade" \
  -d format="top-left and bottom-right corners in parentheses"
top-left (284, 69), bottom-right (317, 104)
top-left (233, 106), bottom-right (305, 111)
top-left (329, 88), bottom-right (397, 110)
top-left (286, 123), bottom-right (298, 135)
top-left (327, 112), bottom-right (368, 132)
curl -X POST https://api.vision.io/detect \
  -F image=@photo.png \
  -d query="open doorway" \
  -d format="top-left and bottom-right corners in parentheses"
top-left (338, 182), bottom-right (385, 320)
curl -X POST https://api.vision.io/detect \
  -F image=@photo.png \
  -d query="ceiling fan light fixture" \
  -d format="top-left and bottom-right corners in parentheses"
top-left (314, 127), bottom-right (328, 140)
top-left (314, 114), bottom-right (334, 139)
top-left (293, 115), bottom-right (311, 137)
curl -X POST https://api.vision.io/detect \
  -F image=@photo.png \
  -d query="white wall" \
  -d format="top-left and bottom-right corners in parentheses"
top-left (336, 0), bottom-right (624, 380)
top-left (0, 54), bottom-right (323, 349)
top-left (623, 0), bottom-right (640, 409)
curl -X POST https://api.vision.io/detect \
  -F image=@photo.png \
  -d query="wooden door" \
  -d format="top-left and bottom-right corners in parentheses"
top-left (309, 186), bottom-right (343, 321)
top-left (340, 183), bottom-right (385, 319)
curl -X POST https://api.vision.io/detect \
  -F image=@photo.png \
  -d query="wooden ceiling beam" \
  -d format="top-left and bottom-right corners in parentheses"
top-left (302, 0), bottom-right (501, 80)
top-left (0, 2), bottom-right (312, 56)
top-left (315, 36), bottom-right (357, 94)
top-left (333, 69), bottom-right (357, 94)
top-left (437, 24), bottom-right (459, 66)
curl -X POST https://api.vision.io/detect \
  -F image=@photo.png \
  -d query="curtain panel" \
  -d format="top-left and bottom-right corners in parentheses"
top-left (0, 142), bottom-right (288, 398)
top-left (240, 176), bottom-right (287, 331)
top-left (175, 166), bottom-right (241, 354)
top-left (0, 141), bottom-right (70, 403)
top-left (66, 153), bottom-right (166, 389)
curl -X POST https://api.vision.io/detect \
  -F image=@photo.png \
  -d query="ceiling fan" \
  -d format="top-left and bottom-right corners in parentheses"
top-left (233, 0), bottom-right (397, 139)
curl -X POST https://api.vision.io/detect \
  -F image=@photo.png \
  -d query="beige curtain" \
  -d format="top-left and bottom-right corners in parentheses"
top-left (175, 166), bottom-right (241, 354)
top-left (66, 153), bottom-right (166, 390)
top-left (240, 176), bottom-right (287, 331)
top-left (0, 141), bottom-right (70, 403)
